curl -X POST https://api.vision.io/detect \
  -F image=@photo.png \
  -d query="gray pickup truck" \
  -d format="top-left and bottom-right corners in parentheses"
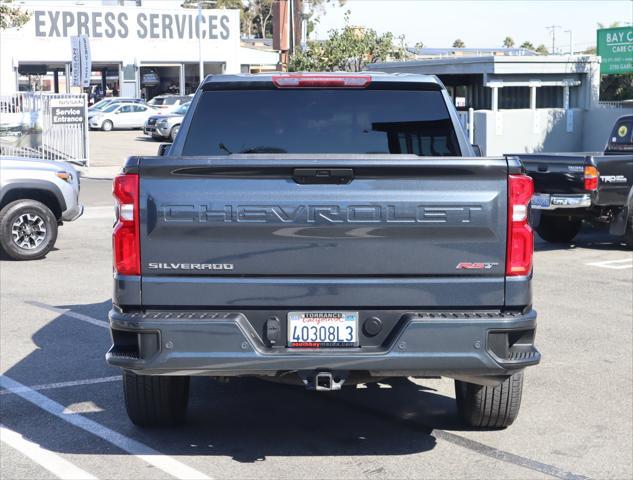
top-left (107, 73), bottom-right (540, 429)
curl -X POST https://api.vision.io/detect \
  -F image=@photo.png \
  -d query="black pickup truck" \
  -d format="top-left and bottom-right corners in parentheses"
top-left (519, 115), bottom-right (633, 245)
top-left (107, 73), bottom-right (540, 429)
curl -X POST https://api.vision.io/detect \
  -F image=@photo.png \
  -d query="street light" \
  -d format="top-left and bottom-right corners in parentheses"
top-left (565, 30), bottom-right (573, 55)
top-left (197, 4), bottom-right (204, 85)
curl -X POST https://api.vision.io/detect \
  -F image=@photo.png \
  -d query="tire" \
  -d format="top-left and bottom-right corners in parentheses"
top-left (455, 372), bottom-right (524, 429)
top-left (169, 125), bottom-right (180, 142)
top-left (123, 370), bottom-right (190, 427)
top-left (0, 200), bottom-right (58, 260)
top-left (101, 120), bottom-right (113, 131)
top-left (624, 211), bottom-right (633, 248)
top-left (536, 214), bottom-right (581, 243)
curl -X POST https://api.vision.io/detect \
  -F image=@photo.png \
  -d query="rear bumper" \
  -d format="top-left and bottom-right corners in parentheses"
top-left (532, 193), bottom-right (591, 210)
top-left (106, 308), bottom-right (540, 378)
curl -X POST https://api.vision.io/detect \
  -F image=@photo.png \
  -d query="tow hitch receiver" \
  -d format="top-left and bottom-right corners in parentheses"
top-left (300, 371), bottom-right (347, 391)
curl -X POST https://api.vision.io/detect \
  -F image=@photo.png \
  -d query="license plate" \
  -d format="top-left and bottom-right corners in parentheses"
top-left (531, 194), bottom-right (551, 209)
top-left (288, 311), bottom-right (358, 348)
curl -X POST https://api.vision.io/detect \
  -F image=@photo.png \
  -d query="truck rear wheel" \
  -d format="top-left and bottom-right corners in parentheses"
top-left (123, 370), bottom-right (189, 427)
top-left (625, 211), bottom-right (633, 248)
top-left (455, 372), bottom-right (524, 429)
top-left (536, 214), bottom-right (581, 243)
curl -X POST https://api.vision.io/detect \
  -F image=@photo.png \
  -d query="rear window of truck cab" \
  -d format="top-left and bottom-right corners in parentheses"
top-left (182, 89), bottom-right (461, 156)
top-left (606, 117), bottom-right (633, 153)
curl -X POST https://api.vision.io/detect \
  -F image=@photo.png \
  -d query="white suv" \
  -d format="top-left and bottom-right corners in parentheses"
top-left (0, 156), bottom-right (83, 260)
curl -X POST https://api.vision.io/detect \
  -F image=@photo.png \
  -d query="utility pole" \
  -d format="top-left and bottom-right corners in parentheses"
top-left (564, 30), bottom-right (573, 55)
top-left (546, 25), bottom-right (561, 54)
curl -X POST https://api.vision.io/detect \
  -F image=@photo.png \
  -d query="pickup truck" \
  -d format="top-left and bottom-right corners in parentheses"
top-left (106, 73), bottom-right (540, 429)
top-left (519, 115), bottom-right (633, 245)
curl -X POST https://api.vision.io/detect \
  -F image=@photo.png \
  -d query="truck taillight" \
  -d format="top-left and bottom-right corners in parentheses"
top-left (583, 165), bottom-right (599, 191)
top-left (112, 173), bottom-right (140, 276)
top-left (506, 174), bottom-right (534, 276)
top-left (272, 74), bottom-right (371, 88)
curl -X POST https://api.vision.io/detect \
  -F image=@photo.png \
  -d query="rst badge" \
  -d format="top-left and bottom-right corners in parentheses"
top-left (456, 262), bottom-right (499, 270)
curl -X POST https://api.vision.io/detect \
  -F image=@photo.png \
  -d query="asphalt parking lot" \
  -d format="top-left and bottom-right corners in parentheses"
top-left (1, 132), bottom-right (632, 479)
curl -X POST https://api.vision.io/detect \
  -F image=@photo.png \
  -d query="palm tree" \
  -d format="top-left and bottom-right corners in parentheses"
top-left (503, 36), bottom-right (515, 48)
top-left (520, 41), bottom-right (535, 50)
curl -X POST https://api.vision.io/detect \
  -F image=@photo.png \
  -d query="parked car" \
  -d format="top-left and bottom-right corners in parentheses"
top-left (107, 73), bottom-right (540, 429)
top-left (146, 95), bottom-right (191, 112)
top-left (143, 102), bottom-right (190, 141)
top-left (0, 156), bottom-right (83, 260)
top-left (88, 98), bottom-right (144, 112)
top-left (89, 103), bottom-right (157, 131)
top-left (518, 115), bottom-right (633, 245)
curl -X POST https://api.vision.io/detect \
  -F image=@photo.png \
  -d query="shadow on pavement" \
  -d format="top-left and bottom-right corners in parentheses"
top-left (535, 226), bottom-right (631, 252)
top-left (0, 299), bottom-right (493, 461)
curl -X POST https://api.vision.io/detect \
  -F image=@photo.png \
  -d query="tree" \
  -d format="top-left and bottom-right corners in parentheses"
top-left (535, 44), bottom-right (549, 55)
top-left (600, 75), bottom-right (633, 101)
top-left (0, 0), bottom-right (31, 29)
top-left (452, 38), bottom-right (465, 48)
top-left (414, 41), bottom-right (424, 50)
top-left (289, 15), bottom-right (409, 72)
top-left (503, 36), bottom-right (515, 48)
top-left (520, 41), bottom-right (535, 50)
top-left (597, 21), bottom-right (621, 29)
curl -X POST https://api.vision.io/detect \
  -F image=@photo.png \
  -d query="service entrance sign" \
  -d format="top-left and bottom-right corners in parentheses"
top-left (597, 27), bottom-right (633, 74)
top-left (50, 97), bottom-right (86, 125)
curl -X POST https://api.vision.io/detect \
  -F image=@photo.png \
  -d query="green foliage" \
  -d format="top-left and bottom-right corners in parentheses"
top-left (535, 44), bottom-right (549, 55)
top-left (520, 41), bottom-right (535, 50)
top-left (414, 41), bottom-right (424, 49)
top-left (502, 36), bottom-right (515, 48)
top-left (0, 1), bottom-right (31, 30)
top-left (452, 38), bottom-right (465, 48)
top-left (289, 18), bottom-right (408, 72)
top-left (600, 74), bottom-right (633, 101)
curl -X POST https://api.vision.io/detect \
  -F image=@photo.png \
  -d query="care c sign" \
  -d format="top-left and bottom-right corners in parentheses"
top-left (597, 27), bottom-right (633, 74)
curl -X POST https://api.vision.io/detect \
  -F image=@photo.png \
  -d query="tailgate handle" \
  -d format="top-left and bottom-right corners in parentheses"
top-left (292, 168), bottom-right (354, 185)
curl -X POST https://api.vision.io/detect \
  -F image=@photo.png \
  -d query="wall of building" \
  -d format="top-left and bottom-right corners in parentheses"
top-left (473, 108), bottom-right (585, 156)
top-left (582, 108), bottom-right (629, 152)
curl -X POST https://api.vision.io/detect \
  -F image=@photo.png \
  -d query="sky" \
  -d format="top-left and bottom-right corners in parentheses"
top-left (310, 0), bottom-right (633, 52)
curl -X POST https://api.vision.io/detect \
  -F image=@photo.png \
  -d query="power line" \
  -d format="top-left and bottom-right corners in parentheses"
top-left (546, 25), bottom-right (562, 54)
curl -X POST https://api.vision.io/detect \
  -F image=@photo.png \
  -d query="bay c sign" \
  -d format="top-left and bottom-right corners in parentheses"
top-left (597, 27), bottom-right (633, 74)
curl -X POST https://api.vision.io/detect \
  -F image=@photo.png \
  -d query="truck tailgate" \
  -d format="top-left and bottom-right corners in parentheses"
top-left (138, 156), bottom-right (509, 308)
top-left (518, 153), bottom-right (593, 194)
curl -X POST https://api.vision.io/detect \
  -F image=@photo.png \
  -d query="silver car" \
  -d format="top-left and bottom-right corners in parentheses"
top-left (144, 102), bottom-right (190, 141)
top-left (89, 103), bottom-right (157, 131)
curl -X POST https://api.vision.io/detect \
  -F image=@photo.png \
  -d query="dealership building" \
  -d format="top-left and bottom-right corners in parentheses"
top-left (0, 1), bottom-right (278, 99)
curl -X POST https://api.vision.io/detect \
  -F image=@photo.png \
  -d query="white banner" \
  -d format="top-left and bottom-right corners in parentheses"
top-left (79, 35), bottom-right (91, 87)
top-left (70, 36), bottom-right (81, 87)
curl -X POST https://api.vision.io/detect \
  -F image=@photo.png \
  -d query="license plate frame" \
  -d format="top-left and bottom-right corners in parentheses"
top-left (287, 311), bottom-right (359, 348)
top-left (531, 193), bottom-right (551, 209)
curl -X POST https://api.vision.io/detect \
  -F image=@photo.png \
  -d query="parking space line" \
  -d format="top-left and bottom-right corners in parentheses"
top-left (0, 375), bottom-right (211, 480)
top-left (26, 301), bottom-right (109, 329)
top-left (585, 258), bottom-right (633, 270)
top-left (0, 376), bottom-right (121, 396)
top-left (1, 424), bottom-right (98, 480)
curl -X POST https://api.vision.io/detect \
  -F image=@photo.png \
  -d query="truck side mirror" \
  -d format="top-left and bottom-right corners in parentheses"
top-left (158, 143), bottom-right (172, 156)
top-left (471, 144), bottom-right (482, 157)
